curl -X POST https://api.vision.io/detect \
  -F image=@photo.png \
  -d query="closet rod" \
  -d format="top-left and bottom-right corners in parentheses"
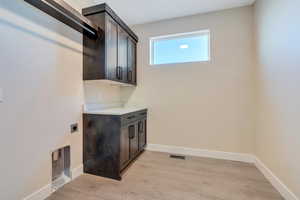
top-left (24, 0), bottom-right (100, 39)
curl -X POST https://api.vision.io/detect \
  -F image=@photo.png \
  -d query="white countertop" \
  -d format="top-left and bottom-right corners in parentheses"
top-left (84, 107), bottom-right (147, 115)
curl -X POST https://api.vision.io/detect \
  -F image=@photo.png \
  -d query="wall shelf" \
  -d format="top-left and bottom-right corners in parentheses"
top-left (24, 0), bottom-right (101, 39)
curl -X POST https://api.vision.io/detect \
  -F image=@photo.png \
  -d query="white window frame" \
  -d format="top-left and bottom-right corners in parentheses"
top-left (149, 29), bottom-right (211, 66)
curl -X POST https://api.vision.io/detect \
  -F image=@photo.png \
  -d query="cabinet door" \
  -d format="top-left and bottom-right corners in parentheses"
top-left (129, 124), bottom-right (139, 159)
top-left (120, 126), bottom-right (130, 169)
top-left (106, 15), bottom-right (118, 81)
top-left (138, 119), bottom-right (147, 151)
top-left (118, 27), bottom-right (128, 82)
top-left (127, 38), bottom-right (137, 84)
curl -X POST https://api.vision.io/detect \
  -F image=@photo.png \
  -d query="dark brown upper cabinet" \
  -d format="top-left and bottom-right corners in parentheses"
top-left (127, 38), bottom-right (137, 84)
top-left (82, 3), bottom-right (138, 85)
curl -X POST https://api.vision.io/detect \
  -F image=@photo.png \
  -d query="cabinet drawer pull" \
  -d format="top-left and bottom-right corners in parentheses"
top-left (87, 120), bottom-right (94, 128)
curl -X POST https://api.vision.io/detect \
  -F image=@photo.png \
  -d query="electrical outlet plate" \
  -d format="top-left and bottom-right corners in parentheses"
top-left (70, 123), bottom-right (78, 133)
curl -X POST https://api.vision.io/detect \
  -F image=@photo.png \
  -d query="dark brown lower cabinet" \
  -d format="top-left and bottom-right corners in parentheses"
top-left (120, 125), bottom-right (130, 169)
top-left (83, 109), bottom-right (147, 180)
top-left (129, 123), bottom-right (139, 159)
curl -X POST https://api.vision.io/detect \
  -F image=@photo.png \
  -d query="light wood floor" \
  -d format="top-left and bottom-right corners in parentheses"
top-left (47, 151), bottom-right (283, 200)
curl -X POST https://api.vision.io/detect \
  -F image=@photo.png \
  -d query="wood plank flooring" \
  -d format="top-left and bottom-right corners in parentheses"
top-left (47, 151), bottom-right (283, 200)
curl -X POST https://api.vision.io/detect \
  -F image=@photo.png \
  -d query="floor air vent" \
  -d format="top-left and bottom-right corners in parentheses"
top-left (170, 155), bottom-right (186, 160)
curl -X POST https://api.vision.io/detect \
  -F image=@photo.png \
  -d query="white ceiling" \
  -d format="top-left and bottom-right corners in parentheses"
top-left (70, 0), bottom-right (255, 25)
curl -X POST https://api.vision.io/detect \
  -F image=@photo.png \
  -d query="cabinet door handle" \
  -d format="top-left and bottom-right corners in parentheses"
top-left (128, 70), bottom-right (132, 82)
top-left (119, 67), bottom-right (123, 80)
top-left (130, 132), bottom-right (135, 139)
top-left (116, 66), bottom-right (120, 79)
top-left (129, 125), bottom-right (135, 139)
top-left (138, 122), bottom-right (143, 133)
top-left (116, 66), bottom-right (123, 80)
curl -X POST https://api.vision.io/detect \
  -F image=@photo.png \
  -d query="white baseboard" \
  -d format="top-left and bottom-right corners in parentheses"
top-left (23, 148), bottom-right (299, 200)
top-left (254, 158), bottom-right (299, 200)
top-left (71, 164), bottom-right (84, 180)
top-left (146, 144), bottom-right (255, 163)
top-left (147, 143), bottom-right (299, 200)
top-left (23, 184), bottom-right (52, 200)
top-left (23, 164), bottom-right (84, 200)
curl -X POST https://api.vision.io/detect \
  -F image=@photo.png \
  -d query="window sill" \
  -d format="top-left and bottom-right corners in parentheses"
top-left (149, 60), bottom-right (211, 67)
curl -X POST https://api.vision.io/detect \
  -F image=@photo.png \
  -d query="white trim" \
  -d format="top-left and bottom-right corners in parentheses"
top-left (147, 144), bottom-right (299, 200)
top-left (254, 157), bottom-right (299, 200)
top-left (23, 164), bottom-right (84, 200)
top-left (150, 29), bottom-right (210, 40)
top-left (23, 184), bottom-right (52, 200)
top-left (149, 29), bottom-right (211, 65)
top-left (71, 164), bottom-right (83, 180)
top-left (146, 144), bottom-right (255, 163)
top-left (22, 150), bottom-right (299, 200)
top-left (52, 175), bottom-right (71, 192)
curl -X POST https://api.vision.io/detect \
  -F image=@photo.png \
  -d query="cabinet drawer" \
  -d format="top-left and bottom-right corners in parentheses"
top-left (121, 113), bottom-right (137, 126)
top-left (121, 109), bottom-right (147, 126)
top-left (137, 110), bottom-right (147, 118)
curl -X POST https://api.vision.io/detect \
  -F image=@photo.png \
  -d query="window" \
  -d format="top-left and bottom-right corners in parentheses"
top-left (150, 30), bottom-right (210, 65)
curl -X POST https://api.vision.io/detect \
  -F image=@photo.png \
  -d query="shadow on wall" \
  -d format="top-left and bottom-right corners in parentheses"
top-left (121, 86), bottom-right (143, 107)
top-left (121, 87), bottom-right (135, 104)
top-left (0, 0), bottom-right (82, 53)
top-left (0, 18), bottom-right (82, 54)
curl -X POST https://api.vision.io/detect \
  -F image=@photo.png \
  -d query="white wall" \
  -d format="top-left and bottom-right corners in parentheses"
top-left (0, 0), bottom-right (84, 199)
top-left (122, 6), bottom-right (256, 154)
top-left (254, 0), bottom-right (300, 197)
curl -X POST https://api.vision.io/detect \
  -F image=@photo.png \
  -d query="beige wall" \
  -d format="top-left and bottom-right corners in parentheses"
top-left (122, 6), bottom-right (256, 153)
top-left (3, 0), bottom-right (299, 198)
top-left (84, 81), bottom-right (122, 105)
top-left (254, 0), bottom-right (300, 197)
top-left (0, 0), bottom-right (84, 199)
top-left (0, 1), bottom-right (123, 199)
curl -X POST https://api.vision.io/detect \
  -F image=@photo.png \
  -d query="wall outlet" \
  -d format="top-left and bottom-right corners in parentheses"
top-left (70, 123), bottom-right (78, 133)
